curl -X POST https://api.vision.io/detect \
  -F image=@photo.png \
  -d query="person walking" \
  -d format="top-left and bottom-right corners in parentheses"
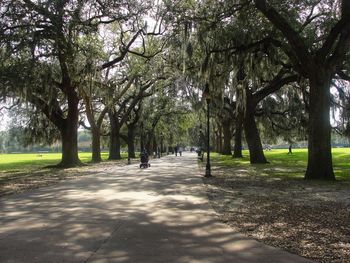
top-left (288, 145), bottom-right (292, 154)
top-left (174, 146), bottom-right (178, 156)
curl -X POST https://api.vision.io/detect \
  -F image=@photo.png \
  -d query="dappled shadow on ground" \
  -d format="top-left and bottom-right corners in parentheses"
top-left (0, 159), bottom-right (136, 197)
top-left (204, 165), bottom-right (350, 263)
top-left (0, 153), bottom-right (311, 263)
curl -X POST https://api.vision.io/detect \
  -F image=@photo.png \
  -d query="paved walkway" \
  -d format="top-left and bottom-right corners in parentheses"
top-left (0, 152), bottom-right (313, 263)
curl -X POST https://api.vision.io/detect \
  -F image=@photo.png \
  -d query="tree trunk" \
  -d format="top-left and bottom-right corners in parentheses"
top-left (140, 122), bottom-right (145, 151)
top-left (91, 128), bottom-right (102, 163)
top-left (59, 93), bottom-right (82, 167)
top-left (152, 136), bottom-right (157, 157)
top-left (108, 111), bottom-right (122, 160)
top-left (217, 124), bottom-right (223, 153)
top-left (222, 120), bottom-right (232, 155)
top-left (145, 133), bottom-right (152, 154)
top-left (233, 112), bottom-right (243, 158)
top-left (127, 125), bottom-right (136, 158)
top-left (305, 74), bottom-right (335, 180)
top-left (214, 129), bottom-right (220, 153)
top-left (243, 94), bottom-right (268, 164)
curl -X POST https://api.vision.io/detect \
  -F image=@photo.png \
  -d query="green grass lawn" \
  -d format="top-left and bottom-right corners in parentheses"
top-left (0, 152), bottom-right (129, 173)
top-left (210, 148), bottom-right (350, 180)
top-left (1, 148), bottom-right (350, 181)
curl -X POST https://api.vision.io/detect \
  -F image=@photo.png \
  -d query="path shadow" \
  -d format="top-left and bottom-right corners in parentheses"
top-left (0, 153), bottom-right (312, 263)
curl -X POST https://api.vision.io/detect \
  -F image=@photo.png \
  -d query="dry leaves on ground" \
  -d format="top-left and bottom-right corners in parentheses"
top-left (204, 167), bottom-right (350, 263)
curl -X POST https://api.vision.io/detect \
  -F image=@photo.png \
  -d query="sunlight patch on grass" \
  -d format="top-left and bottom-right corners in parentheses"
top-left (211, 148), bottom-right (350, 181)
top-left (0, 152), bottom-right (126, 174)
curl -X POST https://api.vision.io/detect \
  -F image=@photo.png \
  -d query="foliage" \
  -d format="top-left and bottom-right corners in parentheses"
top-left (0, 0), bottom-right (350, 176)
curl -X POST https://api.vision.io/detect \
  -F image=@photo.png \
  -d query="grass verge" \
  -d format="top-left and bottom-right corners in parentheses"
top-left (211, 148), bottom-right (350, 180)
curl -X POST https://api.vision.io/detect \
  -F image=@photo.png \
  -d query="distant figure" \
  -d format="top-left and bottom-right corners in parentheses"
top-left (288, 145), bottom-right (292, 154)
top-left (174, 146), bottom-right (178, 156)
top-left (179, 146), bottom-right (182, 156)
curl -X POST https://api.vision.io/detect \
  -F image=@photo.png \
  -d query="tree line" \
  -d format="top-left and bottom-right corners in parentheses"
top-left (1, 0), bottom-right (350, 180)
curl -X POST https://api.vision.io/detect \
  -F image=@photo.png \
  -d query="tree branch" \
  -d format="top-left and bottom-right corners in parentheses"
top-left (101, 30), bottom-right (142, 69)
top-left (253, 73), bottom-right (299, 104)
top-left (317, 11), bottom-right (350, 62)
top-left (27, 94), bottom-right (65, 131)
top-left (254, 0), bottom-right (312, 72)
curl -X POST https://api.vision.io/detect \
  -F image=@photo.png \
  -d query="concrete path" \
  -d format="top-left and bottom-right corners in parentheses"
top-left (0, 152), bottom-right (313, 263)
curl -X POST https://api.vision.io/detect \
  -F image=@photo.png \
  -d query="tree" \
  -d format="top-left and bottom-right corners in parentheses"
top-left (253, 0), bottom-right (350, 179)
top-left (258, 82), bottom-right (309, 145)
top-left (0, 1), bottom-right (95, 167)
top-left (108, 78), bottom-right (154, 159)
top-left (123, 102), bottom-right (142, 158)
top-left (193, 25), bottom-right (297, 163)
top-left (81, 73), bottom-right (135, 162)
top-left (0, 0), bottom-right (151, 167)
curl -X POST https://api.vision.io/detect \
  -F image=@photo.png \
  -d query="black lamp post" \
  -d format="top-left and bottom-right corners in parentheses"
top-left (202, 83), bottom-right (212, 177)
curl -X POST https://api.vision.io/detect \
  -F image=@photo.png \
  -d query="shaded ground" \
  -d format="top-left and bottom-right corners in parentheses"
top-left (0, 159), bottom-right (132, 197)
top-left (0, 153), bottom-right (312, 263)
top-left (204, 165), bottom-right (350, 263)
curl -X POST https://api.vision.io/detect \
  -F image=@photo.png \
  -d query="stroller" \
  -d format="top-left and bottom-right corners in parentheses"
top-left (140, 149), bottom-right (151, 168)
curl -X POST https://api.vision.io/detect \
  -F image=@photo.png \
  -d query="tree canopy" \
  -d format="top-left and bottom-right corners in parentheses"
top-left (1, 0), bottom-right (349, 180)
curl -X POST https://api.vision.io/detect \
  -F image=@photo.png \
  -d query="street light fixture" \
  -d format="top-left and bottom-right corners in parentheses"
top-left (202, 83), bottom-right (212, 177)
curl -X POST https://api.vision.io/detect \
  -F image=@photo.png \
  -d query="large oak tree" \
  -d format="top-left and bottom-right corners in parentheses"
top-left (253, 0), bottom-right (350, 180)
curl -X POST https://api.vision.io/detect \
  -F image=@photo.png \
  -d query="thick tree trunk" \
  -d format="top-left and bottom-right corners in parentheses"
top-left (243, 95), bottom-right (268, 164)
top-left (59, 93), bottom-right (82, 167)
top-left (140, 122), bottom-right (145, 151)
top-left (222, 120), bottom-right (232, 155)
top-left (127, 125), bottom-right (136, 158)
top-left (91, 128), bottom-right (102, 163)
top-left (305, 75), bottom-right (335, 180)
top-left (108, 111), bottom-right (122, 160)
top-left (145, 134), bottom-right (152, 154)
top-left (109, 128), bottom-right (121, 160)
top-left (233, 113), bottom-right (243, 158)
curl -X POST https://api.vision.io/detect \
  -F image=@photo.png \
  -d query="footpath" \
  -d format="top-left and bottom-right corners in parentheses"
top-left (0, 152), bottom-right (313, 263)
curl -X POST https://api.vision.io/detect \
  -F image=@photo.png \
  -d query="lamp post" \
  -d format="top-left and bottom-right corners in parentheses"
top-left (202, 83), bottom-right (212, 177)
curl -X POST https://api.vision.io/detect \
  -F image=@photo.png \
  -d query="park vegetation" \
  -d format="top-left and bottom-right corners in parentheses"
top-left (1, 0), bottom-right (350, 181)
